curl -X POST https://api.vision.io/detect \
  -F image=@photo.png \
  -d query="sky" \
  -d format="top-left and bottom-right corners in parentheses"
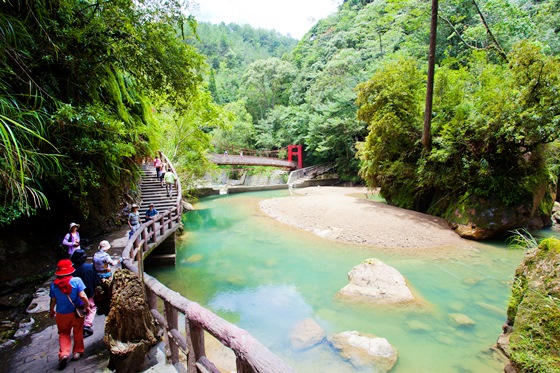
top-left (189, 0), bottom-right (343, 39)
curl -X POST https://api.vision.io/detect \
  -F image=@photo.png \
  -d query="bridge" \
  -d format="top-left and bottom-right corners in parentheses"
top-left (209, 144), bottom-right (303, 169)
top-left (209, 153), bottom-right (297, 169)
top-left (122, 152), bottom-right (294, 372)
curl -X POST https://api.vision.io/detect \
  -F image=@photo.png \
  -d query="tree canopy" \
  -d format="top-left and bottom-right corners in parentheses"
top-left (0, 0), bottom-right (219, 226)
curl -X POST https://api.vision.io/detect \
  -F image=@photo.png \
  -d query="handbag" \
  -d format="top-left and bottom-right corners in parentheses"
top-left (66, 294), bottom-right (87, 318)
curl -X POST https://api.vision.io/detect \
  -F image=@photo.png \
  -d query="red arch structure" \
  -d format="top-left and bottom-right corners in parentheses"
top-left (287, 145), bottom-right (303, 169)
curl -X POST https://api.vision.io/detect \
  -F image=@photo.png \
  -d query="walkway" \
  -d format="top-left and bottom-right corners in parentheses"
top-left (4, 161), bottom-right (182, 373)
top-left (6, 157), bottom-right (294, 373)
top-left (140, 164), bottom-right (178, 213)
top-left (4, 227), bottom-right (172, 373)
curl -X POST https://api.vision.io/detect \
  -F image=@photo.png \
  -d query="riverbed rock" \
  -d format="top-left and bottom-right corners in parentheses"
top-left (289, 318), bottom-right (325, 350)
top-left (447, 182), bottom-right (555, 239)
top-left (405, 319), bottom-right (432, 331)
top-left (26, 287), bottom-right (50, 314)
top-left (449, 313), bottom-right (476, 327)
top-left (329, 331), bottom-right (397, 371)
top-left (337, 258), bottom-right (414, 304)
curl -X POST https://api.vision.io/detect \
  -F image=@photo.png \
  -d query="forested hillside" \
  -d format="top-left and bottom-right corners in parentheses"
top-left (185, 22), bottom-right (297, 104)
top-left (204, 0), bottom-right (560, 238)
top-left (204, 0), bottom-right (559, 182)
top-left (2, 0), bottom-right (559, 245)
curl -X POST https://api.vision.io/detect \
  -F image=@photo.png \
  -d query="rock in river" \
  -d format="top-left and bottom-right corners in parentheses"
top-left (337, 258), bottom-right (414, 304)
top-left (329, 331), bottom-right (398, 372)
top-left (289, 318), bottom-right (326, 350)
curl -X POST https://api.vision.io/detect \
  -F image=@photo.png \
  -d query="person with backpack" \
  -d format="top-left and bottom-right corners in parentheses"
top-left (93, 240), bottom-right (120, 279)
top-left (62, 223), bottom-right (81, 258)
top-left (164, 168), bottom-right (178, 197)
top-left (49, 259), bottom-right (90, 369)
top-left (153, 156), bottom-right (162, 179)
top-left (70, 250), bottom-right (99, 338)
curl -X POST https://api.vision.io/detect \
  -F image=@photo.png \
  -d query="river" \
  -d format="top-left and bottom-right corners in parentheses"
top-left (147, 189), bottom-right (530, 372)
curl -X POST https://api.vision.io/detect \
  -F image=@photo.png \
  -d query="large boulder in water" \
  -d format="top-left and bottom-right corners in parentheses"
top-left (447, 183), bottom-right (555, 240)
top-left (337, 258), bottom-right (414, 304)
top-left (329, 331), bottom-right (397, 371)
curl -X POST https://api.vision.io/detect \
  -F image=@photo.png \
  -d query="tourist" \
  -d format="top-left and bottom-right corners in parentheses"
top-left (159, 161), bottom-right (167, 187)
top-left (49, 259), bottom-right (90, 369)
top-left (164, 168), bottom-right (178, 197)
top-left (153, 156), bottom-right (162, 179)
top-left (62, 223), bottom-right (81, 259)
top-left (93, 240), bottom-right (120, 279)
top-left (70, 249), bottom-right (99, 338)
top-left (145, 203), bottom-right (159, 242)
top-left (128, 204), bottom-right (141, 239)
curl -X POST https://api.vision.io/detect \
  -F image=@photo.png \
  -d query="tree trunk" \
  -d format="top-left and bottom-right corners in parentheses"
top-left (422, 0), bottom-right (439, 151)
top-left (104, 269), bottom-right (161, 373)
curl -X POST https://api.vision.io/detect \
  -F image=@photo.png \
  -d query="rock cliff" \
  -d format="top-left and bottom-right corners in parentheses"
top-left (498, 237), bottom-right (560, 372)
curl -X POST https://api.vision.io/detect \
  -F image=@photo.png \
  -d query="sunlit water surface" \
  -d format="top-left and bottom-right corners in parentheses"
top-left (147, 190), bottom-right (535, 372)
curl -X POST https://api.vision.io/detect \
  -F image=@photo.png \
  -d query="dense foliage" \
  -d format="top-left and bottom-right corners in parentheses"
top-left (0, 0), bottom-right (221, 226)
top-left (357, 43), bottom-right (560, 214)
top-left (198, 0), bottom-right (559, 184)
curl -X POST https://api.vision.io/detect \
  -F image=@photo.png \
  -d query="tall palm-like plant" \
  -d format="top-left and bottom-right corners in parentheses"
top-left (0, 12), bottom-right (61, 223)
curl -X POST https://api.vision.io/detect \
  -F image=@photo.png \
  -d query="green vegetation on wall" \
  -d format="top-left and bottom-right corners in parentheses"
top-left (506, 237), bottom-right (560, 373)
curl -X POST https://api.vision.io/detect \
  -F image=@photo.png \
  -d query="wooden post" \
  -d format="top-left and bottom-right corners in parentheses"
top-left (150, 220), bottom-right (156, 243)
top-left (164, 302), bottom-right (179, 363)
top-left (189, 320), bottom-right (206, 363)
top-left (185, 316), bottom-right (197, 372)
top-left (145, 286), bottom-right (158, 311)
top-left (141, 228), bottom-right (148, 252)
top-left (136, 248), bottom-right (144, 284)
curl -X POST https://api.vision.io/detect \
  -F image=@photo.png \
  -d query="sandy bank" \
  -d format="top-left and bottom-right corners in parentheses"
top-left (259, 186), bottom-right (470, 250)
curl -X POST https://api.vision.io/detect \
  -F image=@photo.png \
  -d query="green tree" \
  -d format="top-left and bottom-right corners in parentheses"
top-left (211, 100), bottom-right (255, 150)
top-left (0, 0), bottom-right (211, 224)
top-left (241, 58), bottom-right (296, 122)
top-left (355, 58), bottom-right (425, 206)
top-left (356, 43), bottom-right (560, 215)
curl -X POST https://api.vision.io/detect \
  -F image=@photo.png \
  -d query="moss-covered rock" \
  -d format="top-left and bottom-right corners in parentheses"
top-left (504, 238), bottom-right (560, 372)
top-left (444, 182), bottom-right (555, 240)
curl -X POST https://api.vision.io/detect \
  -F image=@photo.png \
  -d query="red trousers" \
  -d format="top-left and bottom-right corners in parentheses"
top-left (55, 312), bottom-right (84, 360)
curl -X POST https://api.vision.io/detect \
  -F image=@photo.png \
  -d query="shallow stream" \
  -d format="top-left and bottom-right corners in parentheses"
top-left (148, 190), bottom-right (530, 372)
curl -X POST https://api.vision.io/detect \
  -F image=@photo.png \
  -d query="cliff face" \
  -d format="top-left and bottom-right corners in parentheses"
top-left (499, 238), bottom-right (560, 372)
top-left (0, 180), bottom-right (135, 286)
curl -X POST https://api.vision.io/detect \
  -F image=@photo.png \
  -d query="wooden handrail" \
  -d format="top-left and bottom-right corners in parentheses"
top-left (122, 153), bottom-right (294, 372)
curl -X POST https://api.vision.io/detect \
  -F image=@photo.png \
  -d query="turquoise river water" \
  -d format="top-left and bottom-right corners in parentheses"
top-left (146, 190), bottom-right (544, 372)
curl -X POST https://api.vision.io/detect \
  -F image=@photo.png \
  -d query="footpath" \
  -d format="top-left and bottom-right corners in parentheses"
top-left (4, 228), bottom-right (176, 373)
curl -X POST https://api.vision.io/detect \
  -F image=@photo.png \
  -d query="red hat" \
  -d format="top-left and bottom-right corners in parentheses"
top-left (55, 259), bottom-right (75, 276)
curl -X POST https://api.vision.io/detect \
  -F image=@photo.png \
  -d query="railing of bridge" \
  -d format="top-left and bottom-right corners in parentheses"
top-left (219, 146), bottom-right (287, 158)
top-left (122, 152), bottom-right (295, 373)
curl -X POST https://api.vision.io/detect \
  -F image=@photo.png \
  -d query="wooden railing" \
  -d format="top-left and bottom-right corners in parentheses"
top-left (122, 152), bottom-right (295, 373)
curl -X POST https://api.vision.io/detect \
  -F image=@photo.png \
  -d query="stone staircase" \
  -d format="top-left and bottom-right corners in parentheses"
top-left (140, 164), bottom-right (177, 214)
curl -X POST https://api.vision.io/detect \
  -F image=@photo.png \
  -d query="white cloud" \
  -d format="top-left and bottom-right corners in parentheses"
top-left (190, 0), bottom-right (342, 39)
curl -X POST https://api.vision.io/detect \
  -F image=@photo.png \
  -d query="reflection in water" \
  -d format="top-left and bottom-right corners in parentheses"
top-left (148, 190), bottom-right (526, 372)
top-left (209, 285), bottom-right (314, 345)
